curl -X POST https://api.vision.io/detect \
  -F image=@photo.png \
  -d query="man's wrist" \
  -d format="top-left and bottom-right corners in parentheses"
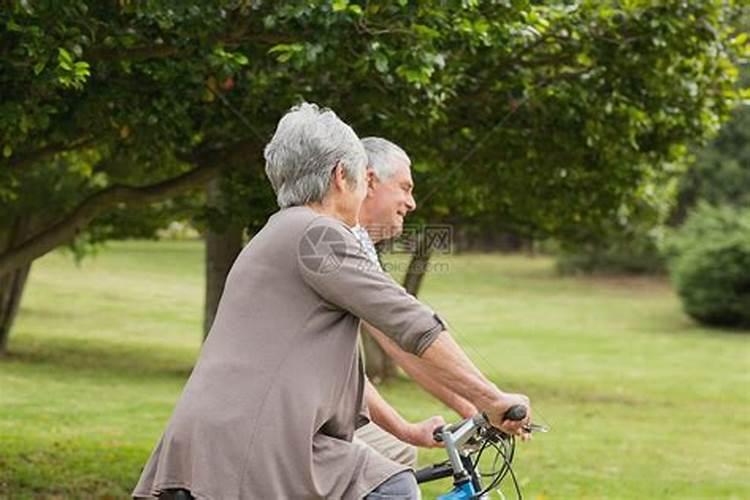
top-left (474, 383), bottom-right (505, 413)
top-left (455, 401), bottom-right (479, 419)
top-left (395, 420), bottom-right (416, 443)
top-left (373, 412), bottom-right (414, 443)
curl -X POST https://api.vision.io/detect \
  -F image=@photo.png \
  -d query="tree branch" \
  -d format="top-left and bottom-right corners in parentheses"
top-left (3, 135), bottom-right (98, 171)
top-left (0, 137), bottom-right (262, 275)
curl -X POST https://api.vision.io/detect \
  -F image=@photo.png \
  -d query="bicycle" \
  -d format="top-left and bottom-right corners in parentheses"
top-left (414, 405), bottom-right (548, 500)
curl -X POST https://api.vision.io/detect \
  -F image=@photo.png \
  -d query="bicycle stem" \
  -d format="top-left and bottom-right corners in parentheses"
top-left (440, 413), bottom-right (489, 480)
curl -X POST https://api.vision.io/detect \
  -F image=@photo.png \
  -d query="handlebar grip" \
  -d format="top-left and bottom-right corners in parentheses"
top-left (503, 404), bottom-right (527, 421)
top-left (432, 425), bottom-right (444, 443)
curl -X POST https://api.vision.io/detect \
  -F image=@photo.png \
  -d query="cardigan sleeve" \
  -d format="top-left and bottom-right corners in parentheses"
top-left (297, 217), bottom-right (444, 356)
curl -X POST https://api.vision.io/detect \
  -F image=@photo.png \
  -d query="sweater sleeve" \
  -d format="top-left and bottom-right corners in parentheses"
top-left (297, 217), bottom-right (444, 356)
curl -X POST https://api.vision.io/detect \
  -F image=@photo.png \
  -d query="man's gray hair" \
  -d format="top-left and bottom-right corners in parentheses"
top-left (361, 137), bottom-right (411, 181)
top-left (264, 102), bottom-right (367, 208)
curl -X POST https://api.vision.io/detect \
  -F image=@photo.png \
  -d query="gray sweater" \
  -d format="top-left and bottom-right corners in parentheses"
top-left (133, 206), bottom-right (444, 499)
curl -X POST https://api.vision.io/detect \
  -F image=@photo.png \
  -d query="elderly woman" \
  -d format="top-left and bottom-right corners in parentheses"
top-left (133, 103), bottom-right (530, 500)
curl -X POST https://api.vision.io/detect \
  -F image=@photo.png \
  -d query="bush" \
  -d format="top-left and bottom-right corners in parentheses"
top-left (666, 204), bottom-right (750, 328)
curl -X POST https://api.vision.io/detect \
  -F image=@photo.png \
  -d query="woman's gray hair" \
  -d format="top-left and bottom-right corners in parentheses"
top-left (361, 137), bottom-right (411, 181)
top-left (264, 103), bottom-right (367, 208)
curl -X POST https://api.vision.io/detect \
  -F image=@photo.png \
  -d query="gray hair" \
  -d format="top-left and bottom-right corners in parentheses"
top-left (264, 102), bottom-right (367, 208)
top-left (361, 137), bottom-right (411, 181)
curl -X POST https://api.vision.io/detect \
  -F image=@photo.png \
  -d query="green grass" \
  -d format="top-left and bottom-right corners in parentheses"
top-left (1, 241), bottom-right (748, 499)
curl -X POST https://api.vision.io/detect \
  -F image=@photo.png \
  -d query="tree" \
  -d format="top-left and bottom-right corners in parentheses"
top-left (1, 1), bottom-right (746, 359)
top-left (673, 100), bottom-right (750, 222)
top-left (203, 179), bottom-right (244, 339)
top-left (555, 55), bottom-right (749, 276)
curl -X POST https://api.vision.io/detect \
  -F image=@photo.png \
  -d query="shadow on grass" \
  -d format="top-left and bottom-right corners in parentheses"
top-left (1, 337), bottom-right (196, 382)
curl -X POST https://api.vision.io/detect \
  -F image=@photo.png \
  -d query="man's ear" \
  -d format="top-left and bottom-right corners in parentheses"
top-left (366, 168), bottom-right (377, 196)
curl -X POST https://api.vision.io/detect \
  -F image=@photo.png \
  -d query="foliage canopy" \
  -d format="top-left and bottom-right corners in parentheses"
top-left (0, 0), bottom-right (747, 274)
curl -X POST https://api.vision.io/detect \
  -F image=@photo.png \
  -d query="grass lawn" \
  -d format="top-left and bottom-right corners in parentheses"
top-left (1, 240), bottom-right (748, 499)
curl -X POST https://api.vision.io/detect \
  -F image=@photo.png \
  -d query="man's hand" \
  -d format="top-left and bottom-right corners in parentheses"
top-left (401, 415), bottom-right (446, 448)
top-left (484, 392), bottom-right (532, 440)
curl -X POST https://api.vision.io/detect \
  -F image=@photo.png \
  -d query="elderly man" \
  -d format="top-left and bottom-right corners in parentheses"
top-left (353, 138), bottom-right (481, 468)
top-left (133, 103), bottom-right (530, 500)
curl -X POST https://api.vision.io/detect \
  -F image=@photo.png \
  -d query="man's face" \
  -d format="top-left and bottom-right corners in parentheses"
top-left (365, 160), bottom-right (416, 242)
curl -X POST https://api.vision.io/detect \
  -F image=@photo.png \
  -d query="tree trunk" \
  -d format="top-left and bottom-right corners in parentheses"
top-left (363, 233), bottom-right (433, 382)
top-left (0, 218), bottom-right (33, 356)
top-left (403, 232), bottom-right (433, 297)
top-left (203, 179), bottom-right (243, 340)
top-left (0, 264), bottom-right (31, 356)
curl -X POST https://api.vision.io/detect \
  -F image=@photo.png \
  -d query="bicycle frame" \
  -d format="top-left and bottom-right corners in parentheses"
top-left (415, 405), bottom-right (544, 499)
top-left (415, 414), bottom-right (492, 499)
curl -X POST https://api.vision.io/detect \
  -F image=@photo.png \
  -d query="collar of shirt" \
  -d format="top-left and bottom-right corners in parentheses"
top-left (351, 225), bottom-right (382, 272)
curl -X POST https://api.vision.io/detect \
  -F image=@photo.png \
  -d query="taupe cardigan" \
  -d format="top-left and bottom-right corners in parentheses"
top-left (133, 206), bottom-right (444, 499)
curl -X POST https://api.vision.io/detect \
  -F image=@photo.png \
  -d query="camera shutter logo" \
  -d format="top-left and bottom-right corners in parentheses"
top-left (298, 225), bottom-right (348, 274)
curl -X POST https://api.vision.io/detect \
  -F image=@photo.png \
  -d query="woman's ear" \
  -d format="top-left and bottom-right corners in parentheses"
top-left (331, 162), bottom-right (347, 192)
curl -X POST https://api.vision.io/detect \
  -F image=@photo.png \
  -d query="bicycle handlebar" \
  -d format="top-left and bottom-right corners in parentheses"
top-left (432, 404), bottom-right (527, 443)
top-left (418, 405), bottom-right (545, 497)
top-left (503, 404), bottom-right (527, 421)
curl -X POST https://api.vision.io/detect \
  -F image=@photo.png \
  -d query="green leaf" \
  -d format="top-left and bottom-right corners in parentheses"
top-left (374, 52), bottom-right (389, 73)
top-left (268, 43), bottom-right (303, 54)
top-left (6, 20), bottom-right (23, 32)
top-left (277, 52), bottom-right (294, 63)
top-left (33, 60), bottom-right (47, 75)
top-left (3, 144), bottom-right (12, 158)
top-left (268, 43), bottom-right (304, 63)
top-left (332, 0), bottom-right (349, 12)
top-left (74, 61), bottom-right (90, 78)
top-left (58, 48), bottom-right (73, 64)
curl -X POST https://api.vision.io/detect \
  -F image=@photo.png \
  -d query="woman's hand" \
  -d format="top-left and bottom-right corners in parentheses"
top-left (401, 415), bottom-right (446, 448)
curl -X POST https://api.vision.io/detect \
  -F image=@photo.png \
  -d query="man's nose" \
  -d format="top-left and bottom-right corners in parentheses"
top-left (406, 193), bottom-right (416, 212)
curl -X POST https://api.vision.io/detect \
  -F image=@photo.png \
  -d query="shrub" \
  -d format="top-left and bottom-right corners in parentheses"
top-left (666, 204), bottom-right (750, 328)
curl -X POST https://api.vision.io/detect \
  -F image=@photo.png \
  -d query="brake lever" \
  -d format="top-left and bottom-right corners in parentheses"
top-left (487, 422), bottom-right (549, 440)
top-left (487, 406), bottom-right (550, 436)
top-left (523, 423), bottom-right (549, 433)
